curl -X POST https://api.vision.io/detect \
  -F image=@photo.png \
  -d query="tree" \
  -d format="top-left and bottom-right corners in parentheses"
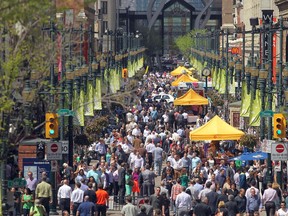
top-left (175, 29), bottom-right (206, 59)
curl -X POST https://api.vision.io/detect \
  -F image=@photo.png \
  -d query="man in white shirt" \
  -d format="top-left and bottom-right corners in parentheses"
top-left (132, 152), bottom-right (144, 169)
top-left (71, 182), bottom-right (84, 216)
top-left (171, 154), bottom-right (183, 179)
top-left (131, 125), bottom-right (141, 137)
top-left (146, 139), bottom-right (156, 167)
top-left (175, 186), bottom-right (192, 216)
top-left (57, 179), bottom-right (72, 214)
top-left (262, 183), bottom-right (278, 215)
top-left (143, 126), bottom-right (151, 139)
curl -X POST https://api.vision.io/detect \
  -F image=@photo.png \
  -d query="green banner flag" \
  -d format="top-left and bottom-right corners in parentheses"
top-left (84, 82), bottom-right (94, 116)
top-left (218, 68), bottom-right (226, 94)
top-left (94, 77), bottom-right (102, 110)
top-left (240, 82), bottom-right (251, 117)
top-left (249, 89), bottom-right (261, 126)
top-left (229, 71), bottom-right (236, 95)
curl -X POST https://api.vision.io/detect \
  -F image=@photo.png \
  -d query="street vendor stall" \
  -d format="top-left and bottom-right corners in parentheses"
top-left (174, 89), bottom-right (208, 106)
top-left (190, 115), bottom-right (244, 141)
top-left (171, 74), bottom-right (198, 86)
top-left (170, 66), bottom-right (193, 76)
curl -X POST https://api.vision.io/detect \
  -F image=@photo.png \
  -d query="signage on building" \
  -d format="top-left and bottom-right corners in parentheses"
top-left (231, 47), bottom-right (239, 54)
top-left (22, 158), bottom-right (51, 181)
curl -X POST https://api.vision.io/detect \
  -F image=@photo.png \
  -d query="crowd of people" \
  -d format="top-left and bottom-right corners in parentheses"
top-left (10, 72), bottom-right (288, 216)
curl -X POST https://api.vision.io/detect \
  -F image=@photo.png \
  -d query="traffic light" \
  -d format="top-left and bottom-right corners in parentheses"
top-left (36, 141), bottom-right (45, 160)
top-left (45, 113), bottom-right (59, 139)
top-left (122, 68), bottom-right (128, 78)
top-left (273, 113), bottom-right (286, 139)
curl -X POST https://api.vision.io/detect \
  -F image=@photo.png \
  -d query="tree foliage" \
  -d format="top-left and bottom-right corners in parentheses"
top-left (175, 29), bottom-right (206, 58)
top-left (0, 0), bottom-right (53, 124)
top-left (239, 134), bottom-right (258, 149)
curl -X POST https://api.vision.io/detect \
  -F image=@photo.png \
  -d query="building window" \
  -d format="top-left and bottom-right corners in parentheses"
top-left (101, 1), bottom-right (108, 14)
top-left (102, 21), bottom-right (108, 35)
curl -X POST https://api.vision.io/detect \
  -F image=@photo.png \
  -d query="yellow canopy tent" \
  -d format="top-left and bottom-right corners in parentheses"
top-left (171, 74), bottom-right (198, 86)
top-left (170, 66), bottom-right (192, 76)
top-left (174, 89), bottom-right (208, 106)
top-left (189, 115), bottom-right (245, 140)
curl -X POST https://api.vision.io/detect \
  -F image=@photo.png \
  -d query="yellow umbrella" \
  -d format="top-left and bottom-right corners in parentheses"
top-left (171, 74), bottom-right (198, 86)
top-left (170, 66), bottom-right (192, 76)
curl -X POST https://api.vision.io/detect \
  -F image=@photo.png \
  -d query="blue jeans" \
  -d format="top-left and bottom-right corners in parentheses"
top-left (154, 159), bottom-right (162, 176)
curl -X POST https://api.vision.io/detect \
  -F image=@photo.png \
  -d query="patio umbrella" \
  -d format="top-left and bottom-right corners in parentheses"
top-left (229, 151), bottom-right (268, 161)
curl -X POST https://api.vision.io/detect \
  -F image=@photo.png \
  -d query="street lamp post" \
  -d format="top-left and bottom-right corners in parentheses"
top-left (235, 59), bottom-right (242, 100)
top-left (224, 29), bottom-right (229, 121)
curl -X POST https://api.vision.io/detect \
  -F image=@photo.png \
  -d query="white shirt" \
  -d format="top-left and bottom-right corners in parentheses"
top-left (277, 208), bottom-right (288, 216)
top-left (132, 128), bottom-right (141, 136)
top-left (182, 112), bottom-right (188, 120)
top-left (71, 188), bottom-right (84, 203)
top-left (133, 157), bottom-right (144, 169)
top-left (175, 191), bottom-right (192, 209)
top-left (146, 143), bottom-right (156, 153)
top-left (57, 184), bottom-right (72, 199)
top-left (172, 158), bottom-right (183, 170)
top-left (143, 129), bottom-right (151, 137)
top-left (162, 114), bottom-right (169, 123)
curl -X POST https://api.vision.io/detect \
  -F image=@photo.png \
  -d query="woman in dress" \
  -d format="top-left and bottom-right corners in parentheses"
top-left (132, 167), bottom-right (141, 196)
top-left (125, 169), bottom-right (133, 196)
top-left (22, 188), bottom-right (33, 216)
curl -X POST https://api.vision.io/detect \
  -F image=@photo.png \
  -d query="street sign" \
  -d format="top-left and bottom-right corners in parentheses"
top-left (8, 178), bottom-right (27, 188)
top-left (47, 142), bottom-right (62, 160)
top-left (271, 142), bottom-right (288, 161)
top-left (51, 160), bottom-right (58, 172)
top-left (260, 110), bottom-right (274, 118)
top-left (57, 109), bottom-right (75, 116)
top-left (61, 141), bottom-right (69, 154)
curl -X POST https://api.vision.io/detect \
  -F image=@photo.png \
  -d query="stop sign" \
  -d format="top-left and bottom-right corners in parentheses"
top-left (51, 143), bottom-right (58, 152)
top-left (276, 144), bottom-right (284, 153)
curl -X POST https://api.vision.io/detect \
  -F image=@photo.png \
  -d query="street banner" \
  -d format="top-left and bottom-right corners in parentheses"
top-left (79, 89), bottom-right (85, 126)
top-left (94, 77), bottom-right (102, 110)
top-left (249, 89), bottom-right (261, 126)
top-left (240, 82), bottom-right (251, 117)
top-left (218, 69), bottom-right (225, 94)
top-left (84, 82), bottom-right (94, 116)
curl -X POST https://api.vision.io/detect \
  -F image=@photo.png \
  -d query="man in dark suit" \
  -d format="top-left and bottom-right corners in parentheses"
top-left (118, 162), bottom-right (126, 204)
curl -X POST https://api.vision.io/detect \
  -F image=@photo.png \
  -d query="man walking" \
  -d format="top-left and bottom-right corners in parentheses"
top-left (175, 186), bottom-right (192, 216)
top-left (76, 195), bottom-right (96, 216)
top-left (71, 182), bottom-right (84, 216)
top-left (35, 176), bottom-right (53, 216)
top-left (57, 179), bottom-right (72, 214)
top-left (262, 183), bottom-right (277, 216)
top-left (95, 184), bottom-right (109, 216)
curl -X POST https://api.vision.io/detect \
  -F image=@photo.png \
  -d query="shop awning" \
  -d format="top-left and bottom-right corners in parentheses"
top-left (174, 89), bottom-right (208, 106)
top-left (190, 115), bottom-right (245, 141)
top-left (171, 74), bottom-right (198, 86)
